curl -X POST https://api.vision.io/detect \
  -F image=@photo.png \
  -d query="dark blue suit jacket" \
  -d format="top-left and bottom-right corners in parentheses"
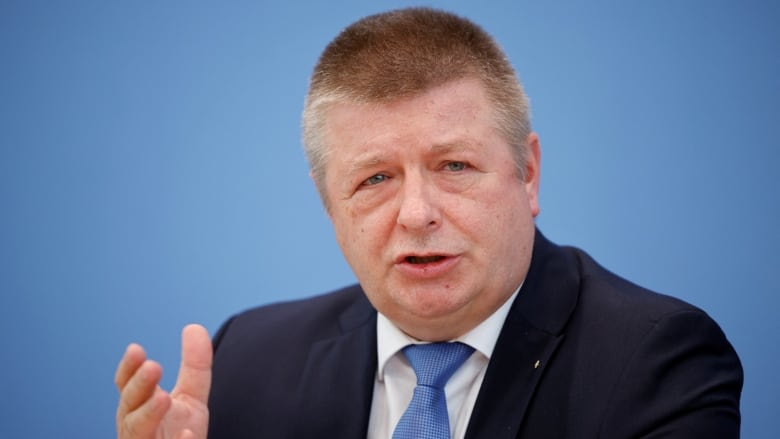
top-left (207, 231), bottom-right (742, 438)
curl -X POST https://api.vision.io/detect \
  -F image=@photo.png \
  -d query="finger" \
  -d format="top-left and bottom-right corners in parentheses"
top-left (119, 386), bottom-right (172, 438)
top-left (117, 360), bottom-right (163, 420)
top-left (115, 343), bottom-right (146, 392)
top-left (172, 324), bottom-right (213, 404)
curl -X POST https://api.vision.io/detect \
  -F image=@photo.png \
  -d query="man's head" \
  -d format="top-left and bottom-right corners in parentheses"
top-left (303, 7), bottom-right (532, 208)
top-left (303, 8), bottom-right (541, 341)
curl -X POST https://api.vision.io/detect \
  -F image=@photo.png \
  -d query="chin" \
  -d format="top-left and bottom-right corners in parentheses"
top-left (402, 294), bottom-right (470, 321)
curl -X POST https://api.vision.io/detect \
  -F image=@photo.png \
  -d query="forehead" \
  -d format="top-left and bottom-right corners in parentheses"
top-left (322, 78), bottom-right (495, 150)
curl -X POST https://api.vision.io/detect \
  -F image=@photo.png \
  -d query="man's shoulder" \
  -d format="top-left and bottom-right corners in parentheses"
top-left (517, 234), bottom-right (742, 438)
top-left (212, 284), bottom-right (374, 348)
top-left (564, 244), bottom-right (706, 322)
top-left (208, 285), bottom-right (378, 436)
top-left (555, 242), bottom-right (737, 364)
top-left (236, 283), bottom-right (369, 319)
top-left (523, 231), bottom-right (708, 335)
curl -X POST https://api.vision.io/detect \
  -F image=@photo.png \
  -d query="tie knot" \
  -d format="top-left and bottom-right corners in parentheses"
top-left (402, 342), bottom-right (475, 389)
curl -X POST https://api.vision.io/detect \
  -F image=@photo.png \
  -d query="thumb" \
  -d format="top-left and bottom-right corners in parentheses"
top-left (172, 324), bottom-right (213, 404)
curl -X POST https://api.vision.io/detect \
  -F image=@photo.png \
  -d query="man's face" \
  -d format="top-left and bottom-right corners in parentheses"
top-left (321, 78), bottom-right (541, 341)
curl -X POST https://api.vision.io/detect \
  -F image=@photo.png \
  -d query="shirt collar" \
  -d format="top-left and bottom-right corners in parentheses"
top-left (376, 285), bottom-right (521, 380)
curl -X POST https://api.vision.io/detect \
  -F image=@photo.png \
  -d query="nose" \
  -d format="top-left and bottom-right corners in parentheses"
top-left (396, 174), bottom-right (441, 232)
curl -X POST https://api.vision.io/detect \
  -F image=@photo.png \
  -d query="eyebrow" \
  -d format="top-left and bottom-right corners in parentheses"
top-left (429, 140), bottom-right (473, 155)
top-left (345, 153), bottom-right (392, 178)
top-left (344, 139), bottom-right (476, 177)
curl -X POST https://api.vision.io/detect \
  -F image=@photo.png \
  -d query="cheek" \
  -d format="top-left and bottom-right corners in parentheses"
top-left (331, 209), bottom-right (359, 254)
top-left (335, 206), bottom-right (388, 255)
top-left (472, 186), bottom-right (531, 241)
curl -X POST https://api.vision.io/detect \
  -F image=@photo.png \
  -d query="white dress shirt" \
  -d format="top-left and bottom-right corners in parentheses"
top-left (367, 288), bottom-right (520, 439)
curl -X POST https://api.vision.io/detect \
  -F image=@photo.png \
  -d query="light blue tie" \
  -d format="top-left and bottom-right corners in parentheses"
top-left (392, 342), bottom-right (475, 439)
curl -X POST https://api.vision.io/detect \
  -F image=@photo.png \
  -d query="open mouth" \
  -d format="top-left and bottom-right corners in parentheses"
top-left (406, 255), bottom-right (446, 264)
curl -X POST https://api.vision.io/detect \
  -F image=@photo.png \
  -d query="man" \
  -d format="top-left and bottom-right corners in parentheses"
top-left (115, 8), bottom-right (742, 438)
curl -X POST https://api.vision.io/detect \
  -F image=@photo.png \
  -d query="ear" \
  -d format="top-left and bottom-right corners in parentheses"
top-left (523, 133), bottom-right (541, 217)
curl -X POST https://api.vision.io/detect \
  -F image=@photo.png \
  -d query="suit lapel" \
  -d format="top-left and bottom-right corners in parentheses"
top-left (465, 230), bottom-right (580, 439)
top-left (464, 311), bottom-right (564, 439)
top-left (293, 294), bottom-right (378, 439)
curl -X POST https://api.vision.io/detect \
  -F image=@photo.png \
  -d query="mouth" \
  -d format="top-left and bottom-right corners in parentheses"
top-left (395, 253), bottom-right (459, 278)
top-left (396, 252), bottom-right (454, 265)
top-left (405, 255), bottom-right (446, 264)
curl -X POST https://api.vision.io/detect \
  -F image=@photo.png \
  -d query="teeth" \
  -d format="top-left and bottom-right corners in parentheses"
top-left (407, 255), bottom-right (444, 264)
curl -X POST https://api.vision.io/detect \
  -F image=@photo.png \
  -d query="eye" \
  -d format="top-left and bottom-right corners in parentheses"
top-left (362, 174), bottom-right (387, 186)
top-left (444, 161), bottom-right (467, 172)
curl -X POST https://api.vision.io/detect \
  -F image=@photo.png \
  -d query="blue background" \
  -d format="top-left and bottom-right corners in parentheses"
top-left (1, 1), bottom-right (777, 437)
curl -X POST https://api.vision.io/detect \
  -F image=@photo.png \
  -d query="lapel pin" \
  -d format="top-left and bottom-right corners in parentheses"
top-left (534, 360), bottom-right (540, 369)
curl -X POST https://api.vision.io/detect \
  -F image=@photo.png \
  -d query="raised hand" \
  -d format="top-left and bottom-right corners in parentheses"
top-left (115, 324), bottom-right (212, 439)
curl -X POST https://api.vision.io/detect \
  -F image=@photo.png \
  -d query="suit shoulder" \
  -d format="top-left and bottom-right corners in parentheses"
top-left (213, 284), bottom-right (373, 350)
top-left (565, 245), bottom-right (705, 322)
top-left (233, 283), bottom-right (368, 322)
